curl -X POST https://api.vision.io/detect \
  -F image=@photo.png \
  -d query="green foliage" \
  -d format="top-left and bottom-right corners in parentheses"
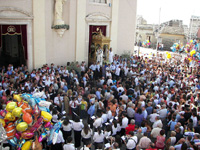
top-left (52, 24), bottom-right (70, 30)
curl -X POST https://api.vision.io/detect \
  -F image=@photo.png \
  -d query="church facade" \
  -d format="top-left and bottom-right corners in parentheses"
top-left (0, 0), bottom-right (137, 70)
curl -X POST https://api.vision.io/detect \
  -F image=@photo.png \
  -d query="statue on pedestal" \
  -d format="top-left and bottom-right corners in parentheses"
top-left (96, 47), bottom-right (103, 66)
top-left (54, 0), bottom-right (66, 25)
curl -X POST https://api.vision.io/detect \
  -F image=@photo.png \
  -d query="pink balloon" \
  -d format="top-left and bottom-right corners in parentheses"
top-left (15, 132), bottom-right (21, 140)
top-left (30, 117), bottom-right (43, 133)
top-left (44, 122), bottom-right (52, 129)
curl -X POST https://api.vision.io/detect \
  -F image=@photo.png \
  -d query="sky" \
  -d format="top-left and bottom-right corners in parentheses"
top-left (137, 0), bottom-right (200, 26)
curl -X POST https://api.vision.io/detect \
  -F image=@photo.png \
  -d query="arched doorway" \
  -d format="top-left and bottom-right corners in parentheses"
top-left (0, 25), bottom-right (27, 68)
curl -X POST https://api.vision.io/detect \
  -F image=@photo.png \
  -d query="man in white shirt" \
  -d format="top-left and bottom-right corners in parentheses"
top-left (149, 110), bottom-right (159, 123)
top-left (63, 136), bottom-right (75, 150)
top-left (152, 116), bottom-right (163, 129)
top-left (106, 107), bottom-right (112, 120)
top-left (121, 113), bottom-right (129, 135)
top-left (124, 131), bottom-right (137, 150)
top-left (54, 93), bottom-right (63, 112)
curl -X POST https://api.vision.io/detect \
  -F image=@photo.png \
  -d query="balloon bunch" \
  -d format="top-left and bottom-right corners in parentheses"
top-left (170, 43), bottom-right (184, 52)
top-left (184, 40), bottom-right (200, 62)
top-left (142, 40), bottom-right (151, 47)
top-left (0, 94), bottom-right (62, 150)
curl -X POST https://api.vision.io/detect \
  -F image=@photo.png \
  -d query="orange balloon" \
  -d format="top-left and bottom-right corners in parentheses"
top-left (6, 123), bottom-right (16, 140)
top-left (22, 110), bottom-right (33, 126)
top-left (18, 101), bottom-right (32, 114)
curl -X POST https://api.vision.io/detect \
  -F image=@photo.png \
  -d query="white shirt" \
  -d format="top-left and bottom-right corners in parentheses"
top-left (69, 100), bottom-right (79, 109)
top-left (55, 130), bottom-right (65, 144)
top-left (115, 67), bottom-right (120, 76)
top-left (159, 108), bottom-right (167, 119)
top-left (81, 129), bottom-right (93, 139)
top-left (72, 121), bottom-right (84, 131)
top-left (62, 123), bottom-right (72, 131)
top-left (107, 110), bottom-right (112, 120)
top-left (93, 118), bottom-right (103, 128)
top-left (101, 114), bottom-right (108, 123)
top-left (152, 120), bottom-right (163, 128)
top-left (121, 117), bottom-right (129, 128)
top-left (63, 143), bottom-right (75, 150)
top-left (54, 96), bottom-right (63, 105)
top-left (112, 125), bottom-right (118, 135)
top-left (93, 132), bottom-right (104, 143)
top-left (126, 136), bottom-right (138, 149)
top-left (149, 113), bottom-right (159, 123)
top-left (80, 146), bottom-right (90, 150)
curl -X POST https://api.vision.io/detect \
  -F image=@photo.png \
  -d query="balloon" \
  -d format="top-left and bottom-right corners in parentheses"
top-left (33, 105), bottom-right (41, 117)
top-left (41, 111), bottom-right (52, 122)
top-left (21, 130), bottom-right (34, 139)
top-left (0, 110), bottom-right (7, 118)
top-left (30, 117), bottom-right (43, 133)
top-left (13, 94), bottom-right (22, 102)
top-left (15, 132), bottom-right (21, 139)
top-left (0, 123), bottom-right (7, 142)
top-left (16, 122), bottom-right (28, 132)
top-left (8, 137), bottom-right (18, 147)
top-left (44, 122), bottom-right (53, 129)
top-left (190, 40), bottom-right (193, 43)
top-left (6, 102), bottom-right (17, 112)
top-left (38, 101), bottom-right (51, 108)
top-left (0, 119), bottom-right (5, 127)
top-left (38, 132), bottom-right (48, 142)
top-left (18, 101), bottom-right (32, 114)
top-left (22, 109), bottom-right (33, 125)
top-left (12, 107), bottom-right (22, 118)
top-left (52, 122), bottom-right (62, 145)
top-left (6, 122), bottom-right (16, 140)
top-left (21, 140), bottom-right (32, 150)
top-left (5, 112), bottom-right (16, 121)
top-left (167, 53), bottom-right (171, 59)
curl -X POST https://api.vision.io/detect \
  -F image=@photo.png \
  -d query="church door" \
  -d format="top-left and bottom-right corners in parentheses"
top-left (0, 25), bottom-right (27, 68)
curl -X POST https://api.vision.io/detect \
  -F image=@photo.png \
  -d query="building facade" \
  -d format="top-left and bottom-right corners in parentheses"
top-left (189, 15), bottom-right (200, 40)
top-left (0, 0), bottom-right (137, 70)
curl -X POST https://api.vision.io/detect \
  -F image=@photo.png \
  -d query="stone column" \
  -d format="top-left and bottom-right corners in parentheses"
top-left (33, 0), bottom-right (46, 68)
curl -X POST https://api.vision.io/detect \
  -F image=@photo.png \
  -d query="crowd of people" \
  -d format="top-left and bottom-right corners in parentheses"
top-left (1, 51), bottom-right (200, 150)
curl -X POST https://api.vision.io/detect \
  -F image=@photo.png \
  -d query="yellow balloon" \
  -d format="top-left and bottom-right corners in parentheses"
top-left (16, 122), bottom-right (28, 132)
top-left (166, 52), bottom-right (169, 54)
top-left (21, 140), bottom-right (32, 150)
top-left (5, 112), bottom-right (16, 121)
top-left (167, 53), bottom-right (171, 59)
top-left (41, 111), bottom-right (52, 122)
top-left (12, 107), bottom-right (22, 118)
top-left (190, 40), bottom-right (193, 43)
top-left (6, 102), bottom-right (17, 112)
top-left (0, 119), bottom-right (5, 127)
top-left (147, 40), bottom-right (149, 43)
top-left (13, 94), bottom-right (22, 102)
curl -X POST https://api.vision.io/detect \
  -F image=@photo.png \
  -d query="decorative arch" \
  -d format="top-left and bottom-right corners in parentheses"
top-left (0, 7), bottom-right (33, 19)
top-left (86, 12), bottom-right (111, 22)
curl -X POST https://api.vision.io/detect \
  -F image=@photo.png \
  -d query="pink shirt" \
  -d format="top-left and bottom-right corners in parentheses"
top-left (156, 136), bottom-right (165, 148)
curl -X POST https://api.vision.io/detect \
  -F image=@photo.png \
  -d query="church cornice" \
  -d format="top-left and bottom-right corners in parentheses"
top-left (86, 12), bottom-right (111, 22)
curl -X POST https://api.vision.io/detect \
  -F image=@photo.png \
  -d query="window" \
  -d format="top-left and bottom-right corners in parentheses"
top-left (89, 0), bottom-right (107, 4)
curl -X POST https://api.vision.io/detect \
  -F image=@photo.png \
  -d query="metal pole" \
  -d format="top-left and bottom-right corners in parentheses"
top-left (156, 8), bottom-right (161, 59)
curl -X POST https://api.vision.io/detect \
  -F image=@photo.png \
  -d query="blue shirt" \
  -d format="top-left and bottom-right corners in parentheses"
top-left (96, 91), bottom-right (101, 100)
top-left (168, 120), bottom-right (177, 131)
top-left (146, 106), bottom-right (153, 115)
top-left (87, 105), bottom-right (95, 117)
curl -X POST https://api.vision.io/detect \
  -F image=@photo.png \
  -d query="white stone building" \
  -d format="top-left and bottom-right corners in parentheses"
top-left (0, 0), bottom-right (137, 70)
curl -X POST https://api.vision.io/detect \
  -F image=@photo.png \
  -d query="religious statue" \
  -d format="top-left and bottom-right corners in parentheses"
top-left (96, 47), bottom-right (103, 66)
top-left (54, 0), bottom-right (66, 25)
top-left (108, 48), bottom-right (114, 63)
